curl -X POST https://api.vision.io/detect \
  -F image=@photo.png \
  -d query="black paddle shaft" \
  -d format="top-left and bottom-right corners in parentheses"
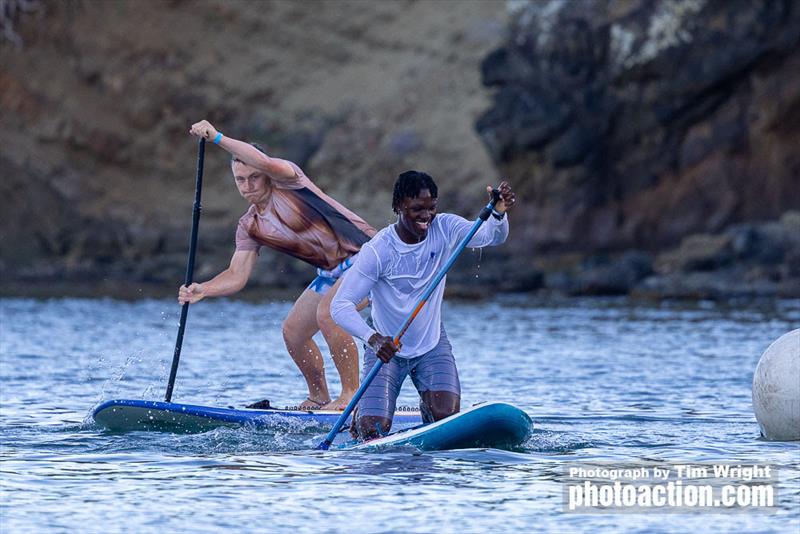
top-left (165, 139), bottom-right (205, 402)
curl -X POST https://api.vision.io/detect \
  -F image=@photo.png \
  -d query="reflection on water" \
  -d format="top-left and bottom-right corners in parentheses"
top-left (1, 296), bottom-right (799, 532)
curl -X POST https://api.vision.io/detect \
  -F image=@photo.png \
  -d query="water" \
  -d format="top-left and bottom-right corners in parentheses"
top-left (1, 296), bottom-right (799, 533)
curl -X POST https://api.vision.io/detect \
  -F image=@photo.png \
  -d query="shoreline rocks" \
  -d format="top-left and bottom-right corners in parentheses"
top-left (3, 211), bottom-right (796, 300)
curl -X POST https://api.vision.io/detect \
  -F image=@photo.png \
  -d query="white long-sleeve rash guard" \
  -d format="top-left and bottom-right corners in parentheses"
top-left (331, 212), bottom-right (509, 358)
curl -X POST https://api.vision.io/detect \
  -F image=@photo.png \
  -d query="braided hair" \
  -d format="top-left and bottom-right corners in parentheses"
top-left (392, 171), bottom-right (438, 213)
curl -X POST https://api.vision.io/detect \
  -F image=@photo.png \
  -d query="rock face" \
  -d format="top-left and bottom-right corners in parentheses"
top-left (477, 0), bottom-right (800, 254)
top-left (0, 0), bottom-right (508, 294)
top-left (639, 210), bottom-right (800, 298)
top-left (1, 0), bottom-right (798, 299)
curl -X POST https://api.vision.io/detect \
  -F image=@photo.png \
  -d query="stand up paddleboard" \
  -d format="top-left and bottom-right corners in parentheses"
top-left (341, 401), bottom-right (532, 452)
top-left (93, 399), bottom-right (422, 433)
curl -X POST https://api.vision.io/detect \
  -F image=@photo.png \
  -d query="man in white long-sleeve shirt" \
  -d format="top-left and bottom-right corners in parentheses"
top-left (331, 170), bottom-right (516, 439)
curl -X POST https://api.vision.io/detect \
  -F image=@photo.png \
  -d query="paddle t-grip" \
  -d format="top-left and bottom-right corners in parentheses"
top-left (478, 188), bottom-right (502, 221)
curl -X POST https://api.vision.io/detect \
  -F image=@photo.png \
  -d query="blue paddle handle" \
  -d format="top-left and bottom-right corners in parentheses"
top-left (317, 190), bottom-right (502, 450)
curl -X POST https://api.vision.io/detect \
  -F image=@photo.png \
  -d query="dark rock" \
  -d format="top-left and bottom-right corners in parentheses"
top-left (725, 211), bottom-right (800, 263)
top-left (635, 211), bottom-right (800, 298)
top-left (655, 234), bottom-right (734, 273)
top-left (549, 124), bottom-right (594, 168)
top-left (727, 223), bottom-right (784, 263)
top-left (543, 269), bottom-right (575, 294)
top-left (444, 252), bottom-right (544, 294)
top-left (476, 84), bottom-right (571, 160)
top-left (477, 0), bottom-right (800, 254)
top-left (135, 254), bottom-right (186, 284)
top-left (635, 270), bottom-right (788, 300)
top-left (570, 251), bottom-right (653, 295)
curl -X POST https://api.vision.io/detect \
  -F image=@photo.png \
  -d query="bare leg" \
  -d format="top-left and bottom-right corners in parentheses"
top-left (356, 415), bottom-right (393, 440)
top-left (282, 288), bottom-right (330, 409)
top-left (420, 391), bottom-right (460, 421)
top-left (317, 277), bottom-right (362, 410)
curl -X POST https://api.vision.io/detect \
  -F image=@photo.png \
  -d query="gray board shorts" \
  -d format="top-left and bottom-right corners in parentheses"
top-left (357, 325), bottom-right (460, 421)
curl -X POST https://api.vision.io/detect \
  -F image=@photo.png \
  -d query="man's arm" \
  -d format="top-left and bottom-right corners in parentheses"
top-left (330, 268), bottom-right (377, 344)
top-left (178, 249), bottom-right (258, 304)
top-left (446, 181), bottom-right (516, 248)
top-left (331, 268), bottom-right (400, 363)
top-left (442, 211), bottom-right (508, 248)
top-left (188, 119), bottom-right (295, 182)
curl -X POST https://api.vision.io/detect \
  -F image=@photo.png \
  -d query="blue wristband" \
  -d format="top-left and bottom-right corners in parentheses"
top-left (212, 132), bottom-right (223, 145)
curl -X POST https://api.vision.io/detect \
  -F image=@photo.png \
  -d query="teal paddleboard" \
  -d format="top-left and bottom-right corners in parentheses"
top-left (342, 401), bottom-right (532, 451)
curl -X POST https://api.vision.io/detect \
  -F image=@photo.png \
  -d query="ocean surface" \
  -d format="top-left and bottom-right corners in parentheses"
top-left (1, 295), bottom-right (799, 533)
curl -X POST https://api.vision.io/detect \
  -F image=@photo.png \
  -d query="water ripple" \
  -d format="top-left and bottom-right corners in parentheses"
top-left (1, 296), bottom-right (799, 532)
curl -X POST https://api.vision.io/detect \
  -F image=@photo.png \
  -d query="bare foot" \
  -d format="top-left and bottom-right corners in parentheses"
top-left (298, 397), bottom-right (329, 410)
top-left (321, 395), bottom-right (354, 411)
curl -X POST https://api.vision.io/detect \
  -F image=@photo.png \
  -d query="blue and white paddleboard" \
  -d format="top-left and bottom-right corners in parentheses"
top-left (341, 401), bottom-right (532, 451)
top-left (93, 399), bottom-right (422, 433)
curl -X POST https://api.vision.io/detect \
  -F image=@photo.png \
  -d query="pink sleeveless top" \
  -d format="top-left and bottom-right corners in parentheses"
top-left (235, 161), bottom-right (375, 270)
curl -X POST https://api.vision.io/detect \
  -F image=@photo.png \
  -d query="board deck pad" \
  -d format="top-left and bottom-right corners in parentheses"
top-left (340, 401), bottom-right (532, 451)
top-left (93, 399), bottom-right (422, 433)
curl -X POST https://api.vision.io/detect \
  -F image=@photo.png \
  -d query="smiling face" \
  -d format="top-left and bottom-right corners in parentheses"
top-left (232, 161), bottom-right (271, 207)
top-left (395, 188), bottom-right (437, 243)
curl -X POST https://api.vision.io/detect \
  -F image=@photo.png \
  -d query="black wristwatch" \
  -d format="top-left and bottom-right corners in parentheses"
top-left (491, 208), bottom-right (505, 220)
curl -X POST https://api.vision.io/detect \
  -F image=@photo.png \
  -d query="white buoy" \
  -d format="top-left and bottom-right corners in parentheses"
top-left (752, 329), bottom-right (800, 441)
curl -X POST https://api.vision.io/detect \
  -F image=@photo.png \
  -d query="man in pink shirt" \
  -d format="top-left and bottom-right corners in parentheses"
top-left (178, 120), bottom-right (375, 410)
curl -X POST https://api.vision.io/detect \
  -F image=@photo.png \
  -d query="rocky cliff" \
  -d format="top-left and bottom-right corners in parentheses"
top-left (0, 0), bottom-right (508, 296)
top-left (1, 0), bottom-right (798, 299)
top-left (476, 0), bottom-right (800, 297)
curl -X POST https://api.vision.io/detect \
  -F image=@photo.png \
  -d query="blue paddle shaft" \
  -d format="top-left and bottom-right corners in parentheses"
top-left (318, 190), bottom-right (502, 449)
